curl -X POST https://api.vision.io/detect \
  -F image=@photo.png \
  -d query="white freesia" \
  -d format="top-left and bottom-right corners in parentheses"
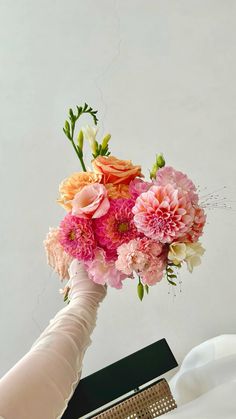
top-left (82, 125), bottom-right (98, 154)
top-left (168, 242), bottom-right (187, 265)
top-left (168, 241), bottom-right (205, 272)
top-left (185, 242), bottom-right (205, 273)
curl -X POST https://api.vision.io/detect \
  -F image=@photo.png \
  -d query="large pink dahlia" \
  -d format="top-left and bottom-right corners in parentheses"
top-left (155, 166), bottom-right (198, 205)
top-left (59, 213), bottom-right (96, 261)
top-left (94, 198), bottom-right (140, 259)
top-left (133, 184), bottom-right (195, 244)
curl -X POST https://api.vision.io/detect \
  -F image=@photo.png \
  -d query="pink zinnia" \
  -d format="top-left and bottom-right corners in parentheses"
top-left (155, 166), bottom-right (198, 205)
top-left (93, 198), bottom-right (140, 260)
top-left (59, 213), bottom-right (96, 261)
top-left (116, 237), bottom-right (167, 286)
top-left (133, 184), bottom-right (195, 244)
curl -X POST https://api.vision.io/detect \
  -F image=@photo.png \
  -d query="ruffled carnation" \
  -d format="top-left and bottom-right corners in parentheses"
top-left (116, 237), bottom-right (167, 286)
top-left (94, 198), bottom-right (140, 260)
top-left (85, 249), bottom-right (126, 289)
top-left (129, 178), bottom-right (152, 199)
top-left (59, 214), bottom-right (96, 261)
top-left (133, 184), bottom-right (195, 244)
top-left (179, 207), bottom-right (206, 243)
top-left (44, 227), bottom-right (73, 280)
top-left (57, 172), bottom-right (102, 211)
top-left (155, 166), bottom-right (198, 205)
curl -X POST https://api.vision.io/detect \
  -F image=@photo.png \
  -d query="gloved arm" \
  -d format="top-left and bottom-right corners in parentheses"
top-left (0, 260), bottom-right (106, 419)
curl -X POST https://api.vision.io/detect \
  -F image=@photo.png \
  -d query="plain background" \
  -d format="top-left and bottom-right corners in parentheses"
top-left (0, 0), bottom-right (236, 378)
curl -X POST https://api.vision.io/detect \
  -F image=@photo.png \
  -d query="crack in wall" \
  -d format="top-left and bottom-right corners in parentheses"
top-left (93, 0), bottom-right (121, 134)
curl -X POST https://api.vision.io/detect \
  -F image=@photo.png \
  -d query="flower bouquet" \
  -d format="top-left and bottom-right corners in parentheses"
top-left (44, 103), bottom-right (206, 300)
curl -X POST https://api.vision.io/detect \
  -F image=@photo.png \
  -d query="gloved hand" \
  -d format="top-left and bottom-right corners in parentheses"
top-left (0, 260), bottom-right (106, 419)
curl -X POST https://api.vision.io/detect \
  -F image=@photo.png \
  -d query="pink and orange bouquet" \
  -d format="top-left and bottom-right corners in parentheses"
top-left (44, 103), bottom-right (206, 300)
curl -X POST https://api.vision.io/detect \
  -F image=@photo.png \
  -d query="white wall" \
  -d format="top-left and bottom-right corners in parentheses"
top-left (0, 0), bottom-right (236, 379)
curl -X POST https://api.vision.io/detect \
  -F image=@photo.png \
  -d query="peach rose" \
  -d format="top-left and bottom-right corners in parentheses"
top-left (92, 155), bottom-right (143, 185)
top-left (72, 183), bottom-right (110, 219)
top-left (57, 172), bottom-right (102, 211)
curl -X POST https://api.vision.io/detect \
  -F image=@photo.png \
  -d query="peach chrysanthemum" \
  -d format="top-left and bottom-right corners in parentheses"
top-left (57, 172), bottom-right (102, 211)
top-left (44, 227), bottom-right (73, 280)
top-left (105, 183), bottom-right (131, 199)
top-left (133, 184), bottom-right (195, 244)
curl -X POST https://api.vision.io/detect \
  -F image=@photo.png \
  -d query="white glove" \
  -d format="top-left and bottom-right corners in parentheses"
top-left (0, 260), bottom-right (106, 419)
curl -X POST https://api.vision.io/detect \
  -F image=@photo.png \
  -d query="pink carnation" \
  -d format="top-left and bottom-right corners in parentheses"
top-left (116, 237), bottom-right (167, 286)
top-left (129, 178), bottom-right (152, 199)
top-left (179, 206), bottom-right (206, 243)
top-left (59, 213), bottom-right (96, 261)
top-left (155, 166), bottom-right (198, 205)
top-left (94, 198), bottom-right (140, 260)
top-left (85, 248), bottom-right (126, 289)
top-left (133, 184), bottom-right (195, 244)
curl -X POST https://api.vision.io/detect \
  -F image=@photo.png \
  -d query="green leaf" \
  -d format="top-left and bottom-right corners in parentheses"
top-left (168, 274), bottom-right (177, 279)
top-left (145, 284), bottom-right (149, 294)
top-left (168, 279), bottom-right (177, 286)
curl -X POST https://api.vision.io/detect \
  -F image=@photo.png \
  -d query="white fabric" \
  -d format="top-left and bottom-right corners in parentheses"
top-left (0, 260), bottom-right (106, 419)
top-left (167, 335), bottom-right (236, 418)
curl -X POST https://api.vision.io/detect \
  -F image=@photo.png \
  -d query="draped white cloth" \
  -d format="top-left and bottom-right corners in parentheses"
top-left (0, 260), bottom-right (106, 419)
top-left (167, 334), bottom-right (236, 418)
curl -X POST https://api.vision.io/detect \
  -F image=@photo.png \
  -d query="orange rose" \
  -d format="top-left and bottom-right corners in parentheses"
top-left (57, 172), bottom-right (102, 211)
top-left (92, 155), bottom-right (143, 185)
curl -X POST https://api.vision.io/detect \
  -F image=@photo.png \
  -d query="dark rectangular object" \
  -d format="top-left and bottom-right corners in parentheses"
top-left (62, 338), bottom-right (178, 419)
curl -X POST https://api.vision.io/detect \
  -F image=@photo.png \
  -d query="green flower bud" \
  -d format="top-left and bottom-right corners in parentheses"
top-left (69, 108), bottom-right (74, 119)
top-left (64, 120), bottom-right (70, 132)
top-left (150, 162), bottom-right (158, 179)
top-left (77, 130), bottom-right (84, 150)
top-left (137, 282), bottom-right (144, 301)
top-left (89, 139), bottom-right (98, 155)
top-left (156, 153), bottom-right (165, 168)
top-left (101, 134), bottom-right (111, 150)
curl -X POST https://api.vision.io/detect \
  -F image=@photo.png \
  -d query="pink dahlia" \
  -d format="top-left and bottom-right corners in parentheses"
top-left (133, 184), bottom-right (195, 244)
top-left (85, 248), bottom-right (126, 289)
top-left (179, 206), bottom-right (206, 243)
top-left (116, 237), bottom-right (167, 286)
top-left (155, 166), bottom-right (198, 205)
top-left (59, 213), bottom-right (96, 261)
top-left (129, 178), bottom-right (152, 199)
top-left (93, 198), bottom-right (140, 260)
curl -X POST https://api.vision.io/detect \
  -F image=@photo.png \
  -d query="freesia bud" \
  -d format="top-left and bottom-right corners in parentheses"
top-left (77, 130), bottom-right (84, 150)
top-left (90, 139), bottom-right (98, 155)
top-left (64, 120), bottom-right (70, 132)
top-left (101, 134), bottom-right (111, 150)
top-left (150, 162), bottom-right (158, 179)
top-left (156, 153), bottom-right (165, 168)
